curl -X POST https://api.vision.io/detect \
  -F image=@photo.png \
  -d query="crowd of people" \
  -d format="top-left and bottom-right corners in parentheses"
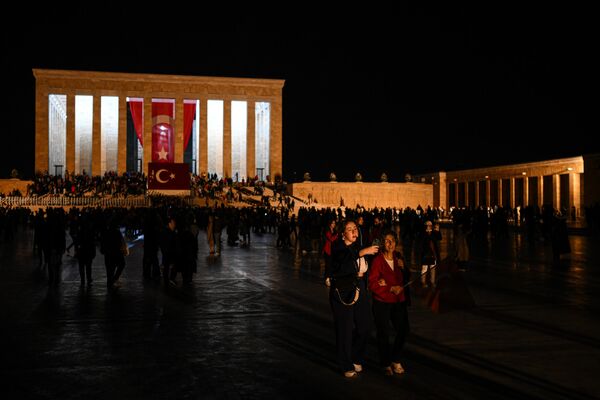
top-left (0, 190), bottom-right (594, 378)
top-left (1, 171), bottom-right (278, 206)
top-left (27, 170), bottom-right (147, 197)
top-left (0, 204), bottom-right (439, 376)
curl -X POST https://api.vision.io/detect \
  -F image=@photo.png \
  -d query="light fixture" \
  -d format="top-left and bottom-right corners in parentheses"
top-left (567, 167), bottom-right (573, 171)
top-left (485, 175), bottom-right (489, 179)
top-left (522, 172), bottom-right (527, 175)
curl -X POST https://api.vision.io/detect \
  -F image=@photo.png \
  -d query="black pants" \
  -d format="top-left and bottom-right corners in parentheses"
top-left (105, 254), bottom-right (125, 287)
top-left (143, 252), bottom-right (160, 279)
top-left (329, 280), bottom-right (372, 372)
top-left (164, 263), bottom-right (174, 285)
top-left (372, 299), bottom-right (409, 366)
top-left (48, 250), bottom-right (63, 284)
top-left (78, 258), bottom-right (93, 284)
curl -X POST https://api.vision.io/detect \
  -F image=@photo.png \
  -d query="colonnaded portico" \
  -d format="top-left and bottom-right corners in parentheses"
top-left (33, 69), bottom-right (284, 181)
top-left (413, 155), bottom-right (598, 217)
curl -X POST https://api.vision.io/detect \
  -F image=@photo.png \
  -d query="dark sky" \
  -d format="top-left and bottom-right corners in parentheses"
top-left (1, 5), bottom-right (595, 181)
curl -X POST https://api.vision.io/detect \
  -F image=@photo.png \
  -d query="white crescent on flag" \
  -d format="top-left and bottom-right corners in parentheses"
top-left (156, 169), bottom-right (170, 183)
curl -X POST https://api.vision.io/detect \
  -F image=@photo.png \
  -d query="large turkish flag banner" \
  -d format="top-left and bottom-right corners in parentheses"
top-left (152, 101), bottom-right (174, 163)
top-left (147, 163), bottom-right (190, 194)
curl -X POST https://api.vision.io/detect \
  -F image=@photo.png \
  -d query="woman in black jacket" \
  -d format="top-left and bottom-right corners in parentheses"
top-left (329, 219), bottom-right (379, 378)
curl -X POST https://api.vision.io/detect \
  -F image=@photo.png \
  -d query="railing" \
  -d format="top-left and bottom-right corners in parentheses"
top-left (0, 193), bottom-right (290, 210)
top-left (0, 195), bottom-right (150, 208)
top-left (287, 194), bottom-right (308, 205)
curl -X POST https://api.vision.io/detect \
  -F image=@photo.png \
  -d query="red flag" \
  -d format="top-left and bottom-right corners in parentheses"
top-left (128, 100), bottom-right (143, 145)
top-left (147, 163), bottom-right (190, 195)
top-left (152, 101), bottom-right (174, 163)
top-left (426, 258), bottom-right (475, 314)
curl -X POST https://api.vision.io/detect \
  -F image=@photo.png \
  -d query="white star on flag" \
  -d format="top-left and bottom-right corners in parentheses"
top-left (170, 173), bottom-right (175, 179)
top-left (157, 146), bottom-right (169, 160)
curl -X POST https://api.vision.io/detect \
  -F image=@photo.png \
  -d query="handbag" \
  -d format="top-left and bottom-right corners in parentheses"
top-left (332, 275), bottom-right (360, 306)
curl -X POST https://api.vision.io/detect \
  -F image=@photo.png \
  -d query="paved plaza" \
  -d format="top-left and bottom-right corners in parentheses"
top-left (1, 225), bottom-right (599, 399)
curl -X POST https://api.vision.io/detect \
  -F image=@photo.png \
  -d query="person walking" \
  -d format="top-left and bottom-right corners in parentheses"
top-left (323, 219), bottom-right (338, 287)
top-left (368, 231), bottom-right (411, 376)
top-left (419, 220), bottom-right (441, 288)
top-left (100, 218), bottom-right (127, 288)
top-left (75, 213), bottom-right (96, 285)
top-left (329, 220), bottom-right (379, 378)
top-left (160, 216), bottom-right (178, 286)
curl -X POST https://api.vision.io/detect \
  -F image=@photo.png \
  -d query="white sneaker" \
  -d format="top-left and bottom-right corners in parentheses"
top-left (391, 362), bottom-right (405, 374)
top-left (344, 370), bottom-right (358, 378)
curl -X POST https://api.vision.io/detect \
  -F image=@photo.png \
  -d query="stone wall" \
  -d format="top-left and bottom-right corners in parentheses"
top-left (584, 153), bottom-right (600, 207)
top-left (289, 182), bottom-right (433, 209)
top-left (0, 179), bottom-right (32, 196)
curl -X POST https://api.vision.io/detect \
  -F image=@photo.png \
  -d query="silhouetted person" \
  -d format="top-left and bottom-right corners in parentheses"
top-left (160, 217), bottom-right (178, 285)
top-left (101, 218), bottom-right (127, 288)
top-left (419, 221), bottom-right (441, 288)
top-left (174, 218), bottom-right (198, 285)
top-left (142, 210), bottom-right (161, 280)
top-left (551, 212), bottom-right (571, 262)
top-left (75, 214), bottom-right (96, 285)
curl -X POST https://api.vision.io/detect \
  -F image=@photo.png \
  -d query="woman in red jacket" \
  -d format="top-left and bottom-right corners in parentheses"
top-left (323, 219), bottom-right (338, 286)
top-left (368, 231), bottom-right (411, 376)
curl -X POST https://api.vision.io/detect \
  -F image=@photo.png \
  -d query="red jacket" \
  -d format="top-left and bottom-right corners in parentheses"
top-left (368, 252), bottom-right (406, 303)
top-left (322, 230), bottom-right (338, 256)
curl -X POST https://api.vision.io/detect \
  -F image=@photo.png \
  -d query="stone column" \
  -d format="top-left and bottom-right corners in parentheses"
top-left (498, 179), bottom-right (503, 207)
top-left (175, 97), bottom-right (184, 163)
top-left (552, 174), bottom-right (560, 210)
top-left (537, 176), bottom-right (543, 207)
top-left (486, 179), bottom-right (491, 207)
top-left (523, 176), bottom-right (529, 207)
top-left (143, 97), bottom-right (152, 175)
top-left (92, 95), bottom-right (102, 176)
top-left (246, 101), bottom-right (256, 181)
top-left (569, 172), bottom-right (581, 218)
top-left (474, 180), bottom-right (479, 207)
top-left (35, 88), bottom-right (49, 173)
top-left (454, 181), bottom-right (459, 208)
top-left (118, 96), bottom-right (127, 173)
top-left (270, 98), bottom-right (283, 181)
top-left (510, 177), bottom-right (516, 209)
top-left (199, 98), bottom-right (208, 175)
top-left (223, 99), bottom-right (231, 178)
top-left (66, 93), bottom-right (75, 174)
top-left (464, 181), bottom-right (469, 208)
top-left (434, 172), bottom-right (446, 209)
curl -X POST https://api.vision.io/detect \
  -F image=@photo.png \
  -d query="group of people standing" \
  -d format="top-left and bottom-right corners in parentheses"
top-left (324, 217), bottom-right (441, 378)
top-left (34, 206), bottom-right (201, 289)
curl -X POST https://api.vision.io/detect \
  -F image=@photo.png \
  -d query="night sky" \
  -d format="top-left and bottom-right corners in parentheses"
top-left (1, 5), bottom-right (594, 181)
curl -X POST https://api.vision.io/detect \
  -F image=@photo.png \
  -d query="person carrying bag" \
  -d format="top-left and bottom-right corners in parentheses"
top-left (329, 219), bottom-right (379, 378)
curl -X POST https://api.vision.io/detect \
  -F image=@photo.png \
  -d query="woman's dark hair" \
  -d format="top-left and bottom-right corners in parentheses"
top-left (382, 229), bottom-right (397, 242)
top-left (339, 219), bottom-right (356, 234)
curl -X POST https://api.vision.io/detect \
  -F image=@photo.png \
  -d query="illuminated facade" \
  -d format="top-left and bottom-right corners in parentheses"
top-left (34, 69), bottom-right (284, 181)
top-left (413, 155), bottom-right (600, 217)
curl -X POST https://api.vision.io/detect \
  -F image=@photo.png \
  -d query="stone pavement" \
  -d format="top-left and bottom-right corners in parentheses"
top-left (1, 226), bottom-right (599, 399)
